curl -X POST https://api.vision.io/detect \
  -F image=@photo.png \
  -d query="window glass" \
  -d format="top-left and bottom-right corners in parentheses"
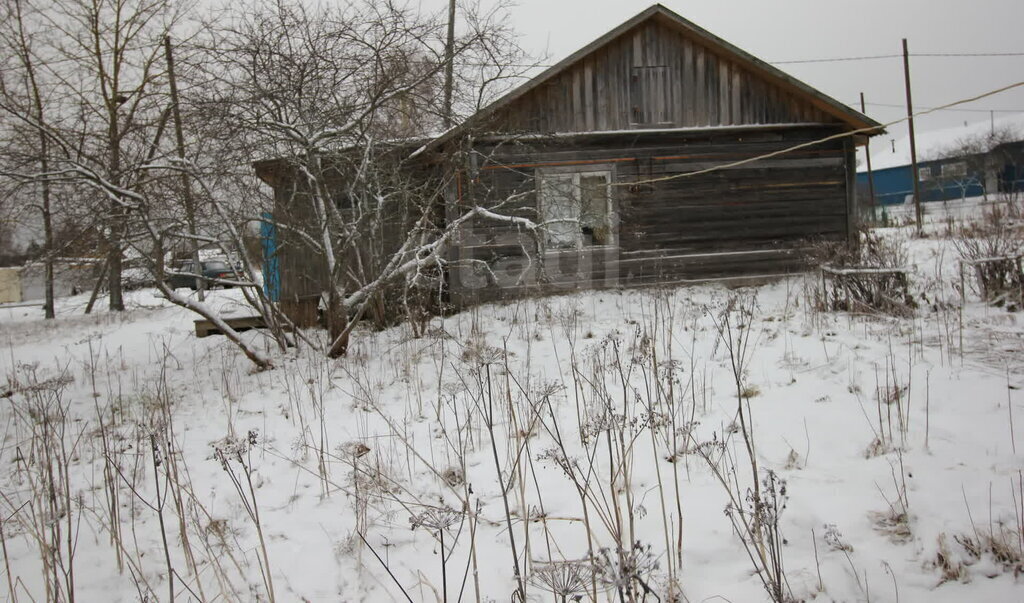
top-left (942, 162), bottom-right (967, 178)
top-left (539, 171), bottom-right (613, 248)
top-left (579, 175), bottom-right (611, 245)
top-left (540, 174), bottom-right (579, 248)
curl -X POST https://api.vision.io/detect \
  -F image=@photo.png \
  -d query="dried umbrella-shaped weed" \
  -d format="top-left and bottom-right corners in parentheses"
top-left (595, 542), bottom-right (661, 602)
top-left (214, 430), bottom-right (276, 603)
top-left (527, 558), bottom-right (598, 602)
top-left (410, 506), bottom-right (463, 603)
top-left (410, 506), bottom-right (462, 532)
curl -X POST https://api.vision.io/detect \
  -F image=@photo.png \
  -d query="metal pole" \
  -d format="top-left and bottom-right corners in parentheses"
top-left (860, 92), bottom-right (878, 223)
top-left (902, 38), bottom-right (924, 234)
top-left (164, 36), bottom-right (204, 300)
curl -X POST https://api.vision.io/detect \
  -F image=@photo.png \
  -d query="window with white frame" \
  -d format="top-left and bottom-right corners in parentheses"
top-left (538, 170), bottom-right (614, 249)
top-left (941, 161), bottom-right (967, 178)
top-left (918, 166), bottom-right (933, 181)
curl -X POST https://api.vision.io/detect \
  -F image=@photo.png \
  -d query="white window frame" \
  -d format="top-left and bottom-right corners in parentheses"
top-left (918, 166), bottom-right (933, 182)
top-left (537, 167), bottom-right (617, 251)
top-left (941, 161), bottom-right (967, 178)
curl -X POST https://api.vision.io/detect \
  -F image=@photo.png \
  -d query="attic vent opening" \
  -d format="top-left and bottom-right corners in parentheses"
top-left (629, 65), bottom-right (671, 127)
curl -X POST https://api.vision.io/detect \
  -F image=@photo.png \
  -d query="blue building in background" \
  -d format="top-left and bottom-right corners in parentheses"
top-left (857, 140), bottom-right (1024, 208)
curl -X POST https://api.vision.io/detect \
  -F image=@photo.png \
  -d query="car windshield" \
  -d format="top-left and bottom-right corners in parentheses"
top-left (204, 261), bottom-right (230, 271)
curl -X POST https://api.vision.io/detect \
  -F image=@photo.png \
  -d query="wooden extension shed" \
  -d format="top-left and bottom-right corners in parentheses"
top-left (425, 4), bottom-right (883, 307)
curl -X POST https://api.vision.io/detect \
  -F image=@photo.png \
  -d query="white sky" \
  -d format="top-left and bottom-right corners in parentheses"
top-left (418, 0), bottom-right (1024, 146)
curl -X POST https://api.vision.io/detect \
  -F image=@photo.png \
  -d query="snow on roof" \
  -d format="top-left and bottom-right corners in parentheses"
top-left (863, 112), bottom-right (1024, 172)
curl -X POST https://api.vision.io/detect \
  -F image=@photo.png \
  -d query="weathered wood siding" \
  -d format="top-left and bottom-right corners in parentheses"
top-left (258, 155), bottom-right (444, 325)
top-left (488, 18), bottom-right (838, 133)
top-left (449, 126), bottom-right (852, 306)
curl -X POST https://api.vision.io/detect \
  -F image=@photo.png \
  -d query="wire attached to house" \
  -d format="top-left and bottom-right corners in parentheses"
top-left (615, 80), bottom-right (1024, 188)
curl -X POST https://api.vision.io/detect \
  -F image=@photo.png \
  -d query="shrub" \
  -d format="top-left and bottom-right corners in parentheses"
top-left (813, 231), bottom-right (915, 315)
top-left (954, 205), bottom-right (1024, 306)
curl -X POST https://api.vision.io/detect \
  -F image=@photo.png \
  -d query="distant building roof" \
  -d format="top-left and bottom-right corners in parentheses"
top-left (863, 112), bottom-right (1024, 172)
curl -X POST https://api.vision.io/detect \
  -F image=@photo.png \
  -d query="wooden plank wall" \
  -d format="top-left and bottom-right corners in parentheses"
top-left (449, 127), bottom-right (851, 307)
top-left (272, 184), bottom-right (326, 305)
top-left (489, 19), bottom-right (836, 133)
top-left (268, 158), bottom-right (437, 320)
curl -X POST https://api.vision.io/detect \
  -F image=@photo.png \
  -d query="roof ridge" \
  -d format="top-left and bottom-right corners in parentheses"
top-left (419, 4), bottom-right (881, 155)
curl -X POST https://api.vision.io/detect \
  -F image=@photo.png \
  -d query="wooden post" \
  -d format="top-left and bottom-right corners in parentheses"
top-left (164, 36), bottom-right (204, 301)
top-left (860, 93), bottom-right (878, 223)
top-left (902, 39), bottom-right (924, 234)
top-left (442, 0), bottom-right (456, 129)
top-left (844, 137), bottom-right (857, 242)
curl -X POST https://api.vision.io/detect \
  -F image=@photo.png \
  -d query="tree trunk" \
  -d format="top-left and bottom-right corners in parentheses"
top-left (325, 288), bottom-right (349, 358)
top-left (42, 176), bottom-right (54, 319)
top-left (107, 224), bottom-right (124, 311)
top-left (14, 0), bottom-right (55, 319)
top-left (107, 99), bottom-right (124, 312)
top-left (37, 99), bottom-right (54, 320)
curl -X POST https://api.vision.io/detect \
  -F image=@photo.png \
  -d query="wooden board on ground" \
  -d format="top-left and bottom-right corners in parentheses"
top-left (195, 315), bottom-right (267, 338)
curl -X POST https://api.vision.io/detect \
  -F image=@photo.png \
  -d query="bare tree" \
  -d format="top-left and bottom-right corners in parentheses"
top-left (0, 0), bottom-right (59, 315)
top-left (0, 0), bottom-right (280, 367)
top-left (1, 0), bottom-right (540, 368)
top-left (193, 0), bottom-right (535, 358)
top-left (13, 0), bottom-right (191, 311)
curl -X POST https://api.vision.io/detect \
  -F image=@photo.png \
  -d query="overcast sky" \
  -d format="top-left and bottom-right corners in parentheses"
top-left (420, 0), bottom-right (1024, 152)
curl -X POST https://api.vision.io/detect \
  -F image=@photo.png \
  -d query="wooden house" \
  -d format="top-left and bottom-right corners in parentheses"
top-left (425, 4), bottom-right (883, 307)
top-left (256, 4), bottom-right (883, 319)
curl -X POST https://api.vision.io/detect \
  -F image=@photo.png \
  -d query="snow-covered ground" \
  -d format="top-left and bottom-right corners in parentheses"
top-left (881, 194), bottom-right (1008, 224)
top-left (2, 214), bottom-right (1023, 602)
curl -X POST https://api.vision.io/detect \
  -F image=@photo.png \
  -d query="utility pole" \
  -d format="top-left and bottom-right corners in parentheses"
top-left (860, 93), bottom-right (878, 223)
top-left (902, 38), bottom-right (923, 234)
top-left (164, 36), bottom-right (204, 300)
top-left (442, 0), bottom-right (456, 129)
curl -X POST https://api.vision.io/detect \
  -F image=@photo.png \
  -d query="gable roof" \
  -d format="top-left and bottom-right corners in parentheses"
top-left (421, 4), bottom-right (882, 153)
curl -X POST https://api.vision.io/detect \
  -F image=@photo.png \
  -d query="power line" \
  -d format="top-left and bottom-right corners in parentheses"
top-left (913, 52), bottom-right (1024, 58)
top-left (465, 50), bottom-right (1024, 70)
top-left (2, 42), bottom-right (1021, 76)
top-left (771, 54), bottom-right (899, 65)
top-left (860, 101), bottom-right (1024, 114)
top-left (476, 51), bottom-right (1024, 69)
top-left (617, 80), bottom-right (1024, 188)
top-left (769, 52), bottom-right (1024, 65)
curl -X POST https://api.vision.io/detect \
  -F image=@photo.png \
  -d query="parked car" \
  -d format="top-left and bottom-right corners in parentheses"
top-left (122, 267), bottom-right (155, 290)
top-left (165, 260), bottom-right (238, 290)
